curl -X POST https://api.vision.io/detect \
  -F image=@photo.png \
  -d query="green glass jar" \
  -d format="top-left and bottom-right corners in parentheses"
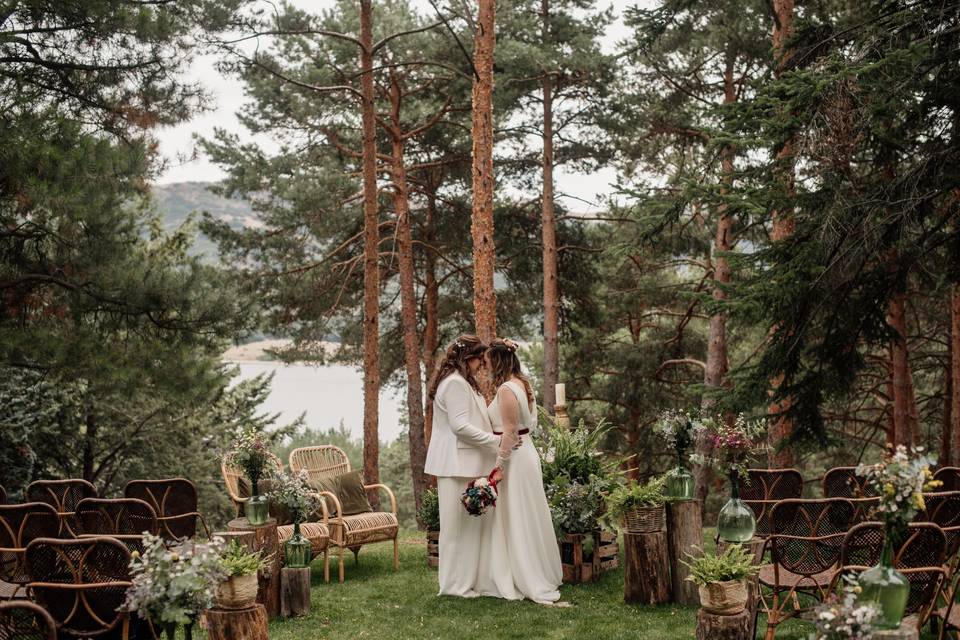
top-left (858, 531), bottom-right (910, 629)
top-left (717, 472), bottom-right (756, 543)
top-left (246, 478), bottom-right (270, 526)
top-left (284, 521), bottom-right (312, 568)
top-left (664, 454), bottom-right (694, 500)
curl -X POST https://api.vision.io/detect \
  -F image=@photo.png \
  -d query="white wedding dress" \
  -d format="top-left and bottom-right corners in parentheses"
top-left (476, 380), bottom-right (562, 603)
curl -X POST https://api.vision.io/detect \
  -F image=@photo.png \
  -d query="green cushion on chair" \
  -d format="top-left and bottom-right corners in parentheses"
top-left (308, 475), bottom-right (342, 517)
top-left (337, 471), bottom-right (373, 516)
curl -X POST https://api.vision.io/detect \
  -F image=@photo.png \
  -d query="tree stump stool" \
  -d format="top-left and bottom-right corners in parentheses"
top-left (280, 567), bottom-right (311, 617)
top-left (695, 608), bottom-right (751, 640)
top-left (717, 538), bottom-right (764, 639)
top-left (624, 530), bottom-right (671, 605)
top-left (228, 517), bottom-right (280, 619)
top-left (873, 624), bottom-right (919, 639)
top-left (666, 500), bottom-right (702, 605)
top-left (205, 604), bottom-right (268, 640)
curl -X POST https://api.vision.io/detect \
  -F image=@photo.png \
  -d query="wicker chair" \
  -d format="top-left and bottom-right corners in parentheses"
top-left (221, 452), bottom-right (331, 579)
top-left (831, 522), bottom-right (947, 632)
top-left (736, 469), bottom-right (805, 538)
top-left (0, 486), bottom-right (5, 505)
top-left (74, 498), bottom-right (159, 554)
top-left (24, 536), bottom-right (148, 639)
top-left (25, 479), bottom-right (97, 537)
top-left (757, 498), bottom-right (856, 640)
top-left (0, 503), bottom-right (62, 601)
top-left (124, 478), bottom-right (211, 541)
top-left (822, 467), bottom-right (879, 522)
top-left (289, 446), bottom-right (399, 583)
top-left (935, 467), bottom-right (960, 492)
top-left (0, 601), bottom-right (56, 640)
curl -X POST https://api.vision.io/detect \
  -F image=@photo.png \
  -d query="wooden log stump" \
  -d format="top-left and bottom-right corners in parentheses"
top-left (695, 609), bottom-right (751, 640)
top-left (666, 500), bottom-right (702, 605)
top-left (213, 530), bottom-right (255, 551)
top-left (717, 537), bottom-right (764, 638)
top-left (205, 604), bottom-right (268, 640)
top-left (427, 531), bottom-right (439, 569)
top-left (280, 567), bottom-right (310, 617)
top-left (228, 517), bottom-right (280, 619)
top-left (873, 624), bottom-right (919, 639)
top-left (624, 531), bottom-right (671, 605)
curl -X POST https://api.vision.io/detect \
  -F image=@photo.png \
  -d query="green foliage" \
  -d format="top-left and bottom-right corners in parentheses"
top-left (545, 474), bottom-right (608, 536)
top-left (416, 488), bottom-right (440, 532)
top-left (605, 476), bottom-right (666, 520)
top-left (219, 540), bottom-right (269, 577)
top-left (538, 415), bottom-right (619, 488)
top-left (681, 545), bottom-right (758, 586)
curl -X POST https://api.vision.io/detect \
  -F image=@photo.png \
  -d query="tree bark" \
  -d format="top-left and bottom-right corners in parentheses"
top-left (423, 187), bottom-right (440, 452)
top-left (888, 289), bottom-right (918, 449)
top-left (950, 284), bottom-right (960, 465)
top-left (359, 0), bottom-right (381, 497)
top-left (280, 567), bottom-right (311, 617)
top-left (767, 0), bottom-right (797, 468)
top-left (471, 0), bottom-right (497, 346)
top-left (666, 500), bottom-right (702, 605)
top-left (623, 531), bottom-right (671, 605)
top-left (540, 0), bottom-right (560, 413)
top-left (695, 609), bottom-right (751, 640)
top-left (205, 605), bottom-right (269, 640)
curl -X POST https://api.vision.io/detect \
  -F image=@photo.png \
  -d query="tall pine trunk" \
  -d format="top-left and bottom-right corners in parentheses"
top-left (359, 0), bottom-right (381, 493)
top-left (695, 56), bottom-right (735, 508)
top-left (888, 287), bottom-right (919, 449)
top-left (767, 0), bottom-right (797, 467)
top-left (471, 0), bottom-right (497, 347)
top-left (423, 187), bottom-right (440, 451)
top-left (540, 0), bottom-right (559, 413)
top-left (951, 284), bottom-right (960, 464)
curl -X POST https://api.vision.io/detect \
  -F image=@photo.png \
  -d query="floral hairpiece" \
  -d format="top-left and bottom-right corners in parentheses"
top-left (502, 338), bottom-right (518, 352)
top-left (455, 340), bottom-right (465, 349)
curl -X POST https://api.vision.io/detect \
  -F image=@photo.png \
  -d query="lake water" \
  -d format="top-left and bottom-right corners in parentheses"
top-left (232, 362), bottom-right (405, 442)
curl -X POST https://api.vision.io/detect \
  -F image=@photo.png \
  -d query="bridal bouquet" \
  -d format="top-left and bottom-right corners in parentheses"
top-left (461, 476), bottom-right (498, 516)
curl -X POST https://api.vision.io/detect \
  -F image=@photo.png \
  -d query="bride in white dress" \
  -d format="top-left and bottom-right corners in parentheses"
top-left (475, 338), bottom-right (563, 604)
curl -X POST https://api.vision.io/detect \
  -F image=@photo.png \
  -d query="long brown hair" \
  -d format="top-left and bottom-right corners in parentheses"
top-left (486, 339), bottom-right (534, 410)
top-left (427, 334), bottom-right (487, 400)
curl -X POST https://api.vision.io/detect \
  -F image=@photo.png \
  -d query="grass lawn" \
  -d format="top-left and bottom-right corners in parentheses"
top-left (266, 530), bottom-right (829, 640)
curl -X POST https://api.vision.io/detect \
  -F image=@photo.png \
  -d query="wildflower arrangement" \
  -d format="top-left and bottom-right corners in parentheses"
top-left (461, 475), bottom-right (498, 516)
top-left (855, 445), bottom-right (940, 541)
top-left (690, 413), bottom-right (767, 479)
top-left (225, 425), bottom-right (272, 489)
top-left (123, 533), bottom-right (226, 626)
top-left (546, 474), bottom-right (607, 535)
top-left (653, 410), bottom-right (706, 460)
top-left (813, 577), bottom-right (879, 640)
top-left (267, 469), bottom-right (318, 524)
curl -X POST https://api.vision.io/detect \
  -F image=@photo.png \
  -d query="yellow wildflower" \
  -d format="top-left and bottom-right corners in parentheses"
top-left (884, 483), bottom-right (895, 497)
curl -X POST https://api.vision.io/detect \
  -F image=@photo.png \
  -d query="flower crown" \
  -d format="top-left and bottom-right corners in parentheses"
top-left (501, 338), bottom-right (518, 352)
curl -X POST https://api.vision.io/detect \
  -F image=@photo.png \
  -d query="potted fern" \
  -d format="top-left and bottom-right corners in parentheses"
top-left (216, 540), bottom-right (269, 610)
top-left (682, 544), bottom-right (758, 614)
top-left (606, 476), bottom-right (666, 534)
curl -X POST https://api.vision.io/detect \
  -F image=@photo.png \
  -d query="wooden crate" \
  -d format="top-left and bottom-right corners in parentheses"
top-left (560, 530), bottom-right (619, 584)
top-left (426, 530), bottom-right (439, 568)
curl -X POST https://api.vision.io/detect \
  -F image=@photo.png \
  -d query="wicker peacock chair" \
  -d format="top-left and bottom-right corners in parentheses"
top-left (25, 480), bottom-right (97, 538)
top-left (289, 445), bottom-right (398, 583)
top-left (736, 469), bottom-right (805, 538)
top-left (757, 498), bottom-right (857, 640)
top-left (934, 467), bottom-right (960, 492)
top-left (123, 478), bottom-right (211, 541)
top-left (0, 503), bottom-right (62, 601)
top-left (74, 498), bottom-right (159, 555)
top-left (822, 467), bottom-right (880, 522)
top-left (0, 601), bottom-right (56, 640)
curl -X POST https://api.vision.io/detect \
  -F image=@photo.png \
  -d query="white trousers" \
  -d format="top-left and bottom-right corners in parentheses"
top-left (437, 476), bottom-right (495, 597)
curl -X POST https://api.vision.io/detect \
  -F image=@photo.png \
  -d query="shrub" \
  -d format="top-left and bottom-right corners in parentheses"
top-left (417, 488), bottom-right (440, 531)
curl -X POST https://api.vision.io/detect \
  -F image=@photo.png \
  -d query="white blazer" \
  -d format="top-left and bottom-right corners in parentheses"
top-left (424, 372), bottom-right (499, 478)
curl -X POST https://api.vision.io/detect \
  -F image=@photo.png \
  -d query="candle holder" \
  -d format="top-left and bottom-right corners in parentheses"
top-left (554, 404), bottom-right (570, 429)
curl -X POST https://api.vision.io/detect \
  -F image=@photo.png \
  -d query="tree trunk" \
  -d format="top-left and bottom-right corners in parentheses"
top-left (888, 289), bottom-right (918, 449)
top-left (280, 568), bottom-right (310, 618)
top-left (359, 0), bottom-right (381, 497)
top-left (423, 188), bottom-right (440, 452)
top-left (951, 284), bottom-right (960, 465)
top-left (767, 0), bottom-right (797, 468)
top-left (695, 610), bottom-right (751, 640)
top-left (388, 118), bottom-right (428, 520)
top-left (696, 56), bottom-right (735, 506)
top-left (205, 605), bottom-right (269, 640)
top-left (623, 531), bottom-right (671, 605)
top-left (666, 500), bottom-right (702, 606)
top-left (540, 0), bottom-right (559, 413)
top-left (471, 0), bottom-right (497, 346)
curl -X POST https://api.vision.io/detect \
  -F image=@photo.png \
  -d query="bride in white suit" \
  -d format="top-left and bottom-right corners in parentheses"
top-left (424, 335), bottom-right (502, 597)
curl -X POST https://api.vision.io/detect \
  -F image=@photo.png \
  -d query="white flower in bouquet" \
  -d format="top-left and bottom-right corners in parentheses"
top-left (475, 477), bottom-right (489, 488)
top-left (855, 445), bottom-right (939, 535)
top-left (814, 578), bottom-right (878, 639)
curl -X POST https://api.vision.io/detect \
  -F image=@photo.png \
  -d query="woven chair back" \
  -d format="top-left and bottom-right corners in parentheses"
top-left (823, 467), bottom-right (878, 498)
top-left (0, 601), bottom-right (56, 640)
top-left (289, 446), bottom-right (352, 484)
top-left (25, 537), bottom-right (132, 638)
top-left (0, 503), bottom-right (62, 586)
top-left (769, 498), bottom-right (856, 576)
top-left (221, 451), bottom-right (283, 502)
top-left (0, 485), bottom-right (5, 505)
top-left (917, 491), bottom-right (960, 557)
top-left (75, 498), bottom-right (158, 554)
top-left (839, 522), bottom-right (946, 616)
top-left (934, 466), bottom-right (960, 491)
top-left (25, 480), bottom-right (97, 536)
top-left (737, 469), bottom-right (804, 537)
top-left (124, 478), bottom-right (203, 540)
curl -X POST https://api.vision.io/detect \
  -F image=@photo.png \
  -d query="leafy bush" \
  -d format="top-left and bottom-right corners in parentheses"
top-left (546, 475), bottom-right (608, 535)
top-left (681, 545), bottom-right (758, 586)
top-left (417, 488), bottom-right (440, 531)
top-left (538, 414), bottom-right (619, 488)
top-left (606, 476), bottom-right (666, 519)
top-left (219, 539), bottom-right (269, 577)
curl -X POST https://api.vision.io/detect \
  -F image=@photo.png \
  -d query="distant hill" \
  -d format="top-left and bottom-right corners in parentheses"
top-left (151, 182), bottom-right (257, 258)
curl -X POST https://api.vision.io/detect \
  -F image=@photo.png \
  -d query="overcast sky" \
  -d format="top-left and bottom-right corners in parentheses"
top-left (155, 0), bottom-right (637, 213)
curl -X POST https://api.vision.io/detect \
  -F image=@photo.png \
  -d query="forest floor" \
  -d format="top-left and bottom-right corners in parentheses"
top-left (262, 529), bottom-right (845, 640)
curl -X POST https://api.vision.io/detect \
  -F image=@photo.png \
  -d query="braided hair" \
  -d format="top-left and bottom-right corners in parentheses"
top-left (486, 338), bottom-right (535, 410)
top-left (427, 334), bottom-right (487, 400)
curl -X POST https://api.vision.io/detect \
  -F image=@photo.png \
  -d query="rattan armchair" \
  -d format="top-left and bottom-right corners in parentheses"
top-left (124, 478), bottom-right (211, 541)
top-left (831, 522), bottom-right (947, 632)
top-left (935, 467), bottom-right (960, 492)
top-left (25, 479), bottom-right (97, 537)
top-left (0, 503), bottom-right (61, 601)
top-left (24, 536), bottom-right (149, 639)
top-left (0, 601), bottom-right (56, 640)
top-left (736, 469), bottom-right (805, 538)
top-left (822, 467), bottom-right (880, 522)
top-left (0, 486), bottom-right (5, 505)
top-left (289, 445), bottom-right (399, 583)
top-left (221, 451), bottom-right (331, 578)
top-left (757, 498), bottom-right (856, 640)
top-left (74, 498), bottom-right (159, 554)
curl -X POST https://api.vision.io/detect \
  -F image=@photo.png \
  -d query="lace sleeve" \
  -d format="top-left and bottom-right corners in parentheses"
top-left (495, 385), bottom-right (521, 468)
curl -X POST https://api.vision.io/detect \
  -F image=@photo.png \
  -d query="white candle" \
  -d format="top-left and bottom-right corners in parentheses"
top-left (555, 383), bottom-right (566, 407)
